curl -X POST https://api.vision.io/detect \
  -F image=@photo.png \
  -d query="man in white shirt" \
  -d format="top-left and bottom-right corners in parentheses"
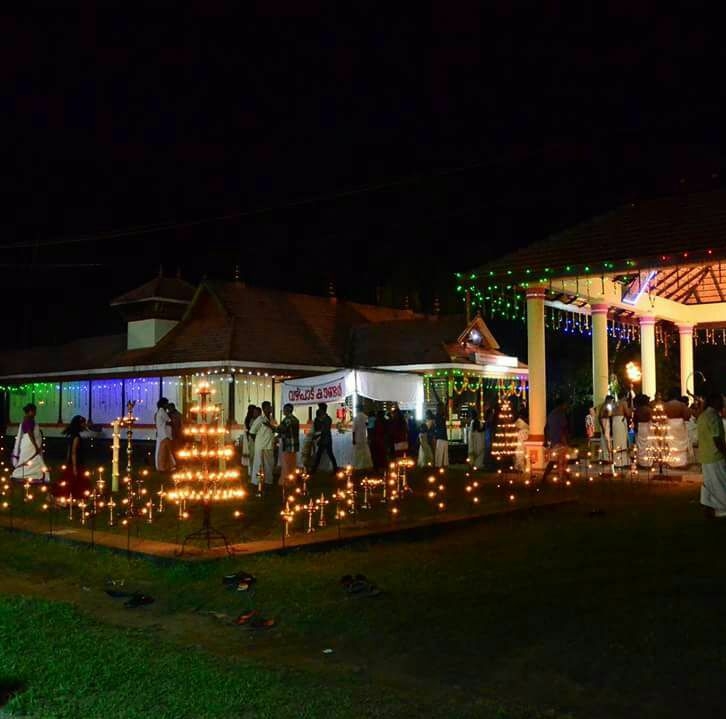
top-left (352, 402), bottom-right (373, 471)
top-left (250, 401), bottom-right (277, 490)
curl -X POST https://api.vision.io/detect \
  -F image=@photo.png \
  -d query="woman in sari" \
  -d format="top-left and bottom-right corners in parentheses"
top-left (467, 410), bottom-right (486, 468)
top-left (54, 415), bottom-right (92, 498)
top-left (417, 420), bottom-right (434, 467)
top-left (11, 403), bottom-right (49, 483)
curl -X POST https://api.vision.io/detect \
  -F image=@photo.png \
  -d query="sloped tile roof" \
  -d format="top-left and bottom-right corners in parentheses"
top-left (0, 335), bottom-right (127, 378)
top-left (111, 276), bottom-right (196, 305)
top-left (0, 283), bottom-right (428, 379)
top-left (470, 187), bottom-right (726, 285)
top-left (351, 316), bottom-right (468, 366)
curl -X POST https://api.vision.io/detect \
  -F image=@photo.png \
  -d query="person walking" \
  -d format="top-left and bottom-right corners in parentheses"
top-left (433, 403), bottom-right (449, 468)
top-left (312, 402), bottom-right (338, 474)
top-left (55, 415), bottom-right (91, 498)
top-left (698, 393), bottom-right (726, 518)
top-left (167, 402), bottom-right (183, 457)
top-left (154, 398), bottom-right (176, 472)
top-left (389, 404), bottom-right (409, 458)
top-left (467, 409), bottom-right (486, 468)
top-left (277, 403), bottom-right (300, 483)
top-left (250, 401), bottom-right (276, 489)
top-left (11, 403), bottom-right (49, 483)
top-left (352, 402), bottom-right (373, 471)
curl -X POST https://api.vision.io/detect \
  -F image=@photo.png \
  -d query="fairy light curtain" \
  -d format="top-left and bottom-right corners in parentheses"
top-left (162, 376), bottom-right (183, 408)
top-left (61, 381), bottom-right (90, 423)
top-left (234, 376), bottom-right (273, 421)
top-left (8, 386), bottom-right (33, 424)
top-left (34, 383), bottom-right (61, 424)
top-left (91, 379), bottom-right (123, 424)
top-left (124, 377), bottom-right (160, 424)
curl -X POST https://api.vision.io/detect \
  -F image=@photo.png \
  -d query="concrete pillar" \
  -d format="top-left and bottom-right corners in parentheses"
top-left (590, 303), bottom-right (610, 408)
top-left (640, 316), bottom-right (657, 399)
top-left (525, 287), bottom-right (546, 469)
top-left (677, 324), bottom-right (694, 399)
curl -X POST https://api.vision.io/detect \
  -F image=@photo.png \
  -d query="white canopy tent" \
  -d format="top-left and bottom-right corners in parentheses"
top-left (281, 368), bottom-right (424, 416)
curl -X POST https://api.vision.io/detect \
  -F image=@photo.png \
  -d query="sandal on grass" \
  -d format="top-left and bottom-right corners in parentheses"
top-left (223, 571), bottom-right (256, 586)
top-left (234, 610), bottom-right (257, 625)
top-left (248, 616), bottom-right (276, 630)
top-left (124, 593), bottom-right (155, 608)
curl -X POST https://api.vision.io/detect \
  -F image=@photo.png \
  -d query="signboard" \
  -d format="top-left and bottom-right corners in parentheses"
top-left (475, 352), bottom-right (517, 368)
top-left (284, 375), bottom-right (348, 405)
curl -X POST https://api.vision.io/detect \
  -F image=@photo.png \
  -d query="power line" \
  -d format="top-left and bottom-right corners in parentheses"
top-left (0, 162), bottom-right (486, 250)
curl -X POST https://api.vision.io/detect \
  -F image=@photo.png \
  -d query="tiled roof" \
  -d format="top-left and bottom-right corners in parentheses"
top-left (469, 187), bottom-right (726, 285)
top-left (0, 335), bottom-right (127, 378)
top-left (0, 283), bottom-right (428, 379)
top-left (111, 275), bottom-right (196, 305)
top-left (349, 314), bottom-right (517, 368)
top-left (351, 316), bottom-right (465, 366)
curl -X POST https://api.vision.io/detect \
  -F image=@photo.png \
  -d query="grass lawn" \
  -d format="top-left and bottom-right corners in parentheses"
top-left (1, 478), bottom-right (724, 718)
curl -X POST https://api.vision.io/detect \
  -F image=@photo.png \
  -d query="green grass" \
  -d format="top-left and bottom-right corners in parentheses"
top-left (1, 480), bottom-right (723, 718)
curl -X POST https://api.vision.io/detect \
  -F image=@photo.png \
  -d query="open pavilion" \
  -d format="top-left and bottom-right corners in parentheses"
top-left (463, 187), bottom-right (726, 467)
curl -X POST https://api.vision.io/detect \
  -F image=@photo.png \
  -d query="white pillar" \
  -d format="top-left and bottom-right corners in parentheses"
top-left (640, 315), bottom-right (657, 399)
top-left (677, 323), bottom-right (694, 398)
top-left (525, 287), bottom-right (546, 469)
top-left (591, 303), bottom-right (609, 408)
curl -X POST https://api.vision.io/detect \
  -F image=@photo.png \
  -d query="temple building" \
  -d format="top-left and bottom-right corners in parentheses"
top-left (0, 275), bottom-right (526, 443)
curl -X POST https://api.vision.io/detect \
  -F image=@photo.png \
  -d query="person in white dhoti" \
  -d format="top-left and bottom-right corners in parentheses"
top-left (633, 394), bottom-right (653, 468)
top-left (467, 410), bottom-right (485, 468)
top-left (154, 398), bottom-right (176, 473)
top-left (698, 393), bottom-right (726, 518)
top-left (433, 404), bottom-right (449, 468)
top-left (599, 395), bottom-right (615, 462)
top-left (664, 388), bottom-right (692, 468)
top-left (11, 403), bottom-right (49, 483)
top-left (352, 403), bottom-right (373, 471)
top-left (514, 410), bottom-right (529, 472)
top-left (250, 401), bottom-right (276, 488)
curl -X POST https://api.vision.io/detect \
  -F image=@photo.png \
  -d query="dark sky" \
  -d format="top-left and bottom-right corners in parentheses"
top-left (2, 4), bottom-right (724, 347)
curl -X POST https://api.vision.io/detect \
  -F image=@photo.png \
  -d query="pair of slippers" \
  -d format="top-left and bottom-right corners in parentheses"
top-left (105, 589), bottom-right (155, 608)
top-left (223, 570), bottom-right (257, 592)
top-left (234, 610), bottom-right (276, 629)
top-left (340, 574), bottom-right (382, 598)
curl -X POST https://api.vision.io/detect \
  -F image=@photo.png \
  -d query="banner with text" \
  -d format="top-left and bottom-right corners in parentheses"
top-left (283, 372), bottom-right (353, 405)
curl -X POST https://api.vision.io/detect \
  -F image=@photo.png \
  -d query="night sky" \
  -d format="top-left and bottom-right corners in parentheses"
top-left (2, 5), bottom-right (724, 348)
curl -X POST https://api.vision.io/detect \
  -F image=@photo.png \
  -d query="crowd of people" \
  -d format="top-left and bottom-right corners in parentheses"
top-left (235, 401), bottom-right (453, 489)
top-left (465, 400), bottom-right (529, 471)
top-left (594, 387), bottom-right (706, 469)
top-left (8, 383), bottom-right (726, 519)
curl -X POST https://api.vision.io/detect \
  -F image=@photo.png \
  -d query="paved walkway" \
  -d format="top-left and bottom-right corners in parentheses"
top-left (0, 499), bottom-right (574, 562)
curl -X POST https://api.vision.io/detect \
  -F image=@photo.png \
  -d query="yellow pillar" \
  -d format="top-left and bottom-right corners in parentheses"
top-left (640, 315), bottom-right (657, 399)
top-left (591, 303), bottom-right (610, 408)
top-left (677, 323), bottom-right (694, 398)
top-left (525, 287), bottom-right (546, 469)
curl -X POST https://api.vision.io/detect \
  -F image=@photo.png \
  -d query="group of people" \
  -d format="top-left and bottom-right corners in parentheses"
top-left (239, 401), bottom-right (301, 490)
top-left (466, 402), bottom-right (529, 471)
top-left (596, 387), bottom-right (699, 469)
top-left (154, 398), bottom-right (182, 472)
top-left (10, 402), bottom-right (95, 498)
